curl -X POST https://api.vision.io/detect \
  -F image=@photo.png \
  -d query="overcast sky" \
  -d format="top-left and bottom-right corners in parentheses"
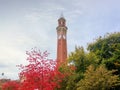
top-left (0, 0), bottom-right (120, 80)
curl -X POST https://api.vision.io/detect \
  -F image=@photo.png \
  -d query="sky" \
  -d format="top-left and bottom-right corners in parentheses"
top-left (0, 0), bottom-right (120, 80)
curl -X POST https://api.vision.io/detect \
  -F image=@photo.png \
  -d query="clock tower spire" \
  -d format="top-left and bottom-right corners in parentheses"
top-left (56, 15), bottom-right (68, 63)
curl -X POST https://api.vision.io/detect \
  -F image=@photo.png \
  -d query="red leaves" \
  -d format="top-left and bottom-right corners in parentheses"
top-left (2, 48), bottom-right (69, 90)
top-left (18, 48), bottom-right (65, 90)
top-left (2, 81), bottom-right (19, 90)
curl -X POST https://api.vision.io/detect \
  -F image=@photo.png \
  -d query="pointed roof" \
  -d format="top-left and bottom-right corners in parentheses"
top-left (58, 13), bottom-right (66, 21)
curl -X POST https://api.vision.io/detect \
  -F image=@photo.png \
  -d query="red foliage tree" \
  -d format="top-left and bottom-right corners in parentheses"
top-left (2, 81), bottom-right (19, 90)
top-left (18, 48), bottom-right (65, 90)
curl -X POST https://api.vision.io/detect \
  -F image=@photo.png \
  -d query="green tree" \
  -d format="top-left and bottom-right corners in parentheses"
top-left (87, 32), bottom-right (120, 72)
top-left (68, 47), bottom-right (86, 73)
top-left (68, 46), bottom-right (98, 73)
top-left (77, 65), bottom-right (120, 90)
top-left (60, 47), bottom-right (98, 90)
top-left (56, 62), bottom-right (77, 90)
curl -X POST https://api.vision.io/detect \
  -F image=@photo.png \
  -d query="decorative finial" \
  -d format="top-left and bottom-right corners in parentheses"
top-left (60, 12), bottom-right (64, 18)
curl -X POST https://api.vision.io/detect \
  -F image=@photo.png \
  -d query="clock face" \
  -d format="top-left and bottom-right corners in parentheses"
top-left (63, 35), bottom-right (66, 39)
top-left (60, 21), bottom-right (63, 25)
top-left (58, 35), bottom-right (62, 39)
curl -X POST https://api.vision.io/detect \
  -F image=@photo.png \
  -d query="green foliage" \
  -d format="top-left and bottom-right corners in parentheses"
top-left (56, 63), bottom-right (77, 90)
top-left (87, 32), bottom-right (120, 72)
top-left (58, 32), bottom-right (120, 90)
top-left (68, 46), bottom-right (98, 73)
top-left (68, 47), bottom-right (86, 72)
top-left (77, 65), bottom-right (120, 90)
top-left (59, 46), bottom-right (98, 90)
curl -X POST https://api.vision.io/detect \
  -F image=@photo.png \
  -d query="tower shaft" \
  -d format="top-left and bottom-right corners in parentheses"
top-left (56, 16), bottom-right (67, 63)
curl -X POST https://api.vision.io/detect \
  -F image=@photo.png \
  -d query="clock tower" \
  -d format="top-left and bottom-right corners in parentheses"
top-left (56, 16), bottom-right (68, 63)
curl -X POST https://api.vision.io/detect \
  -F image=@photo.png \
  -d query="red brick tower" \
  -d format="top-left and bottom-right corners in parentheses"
top-left (56, 16), bottom-right (68, 63)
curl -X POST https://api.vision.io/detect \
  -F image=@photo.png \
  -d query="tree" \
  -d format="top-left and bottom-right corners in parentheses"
top-left (56, 62), bottom-right (76, 90)
top-left (18, 48), bottom-right (66, 90)
top-left (69, 46), bottom-right (98, 72)
top-left (60, 46), bottom-right (98, 90)
top-left (87, 32), bottom-right (120, 73)
top-left (68, 46), bottom-right (88, 73)
top-left (64, 47), bottom-right (87, 90)
top-left (77, 65), bottom-right (120, 90)
top-left (2, 81), bottom-right (19, 90)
